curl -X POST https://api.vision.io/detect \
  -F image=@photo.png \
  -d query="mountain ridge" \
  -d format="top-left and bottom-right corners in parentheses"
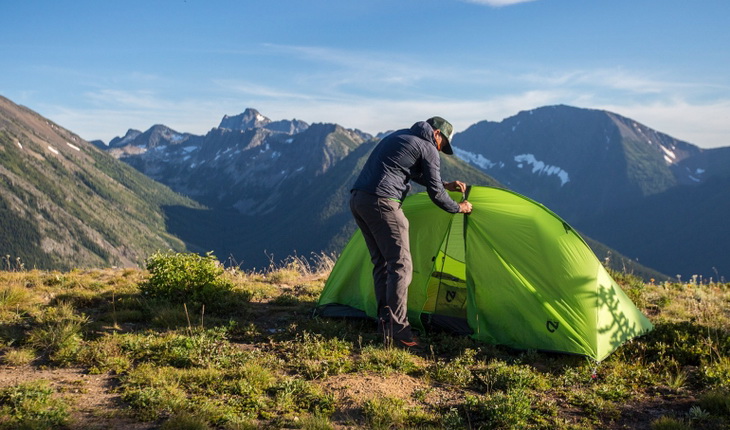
top-left (452, 104), bottom-right (729, 278)
top-left (100, 106), bottom-right (666, 279)
top-left (0, 95), bottom-right (199, 269)
top-left (0, 95), bottom-right (694, 279)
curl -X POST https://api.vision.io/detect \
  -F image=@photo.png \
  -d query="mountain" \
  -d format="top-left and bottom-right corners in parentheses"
top-left (101, 108), bottom-right (664, 279)
top-left (103, 110), bottom-right (502, 268)
top-left (453, 105), bottom-right (730, 279)
top-left (219, 108), bottom-right (310, 135)
top-left (0, 95), bottom-right (199, 270)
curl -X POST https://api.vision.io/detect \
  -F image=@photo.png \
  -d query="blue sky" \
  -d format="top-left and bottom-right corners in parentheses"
top-left (2, 0), bottom-right (729, 148)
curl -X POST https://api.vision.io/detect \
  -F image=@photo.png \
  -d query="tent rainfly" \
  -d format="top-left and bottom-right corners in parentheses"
top-left (316, 186), bottom-right (653, 361)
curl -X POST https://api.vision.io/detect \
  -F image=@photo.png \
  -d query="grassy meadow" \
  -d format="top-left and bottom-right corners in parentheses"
top-left (0, 252), bottom-right (728, 429)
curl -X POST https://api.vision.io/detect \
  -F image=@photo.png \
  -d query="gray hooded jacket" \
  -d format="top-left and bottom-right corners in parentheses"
top-left (352, 121), bottom-right (460, 213)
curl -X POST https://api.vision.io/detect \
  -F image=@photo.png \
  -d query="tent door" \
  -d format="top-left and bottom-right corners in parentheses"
top-left (421, 213), bottom-right (472, 334)
top-left (426, 268), bottom-right (467, 318)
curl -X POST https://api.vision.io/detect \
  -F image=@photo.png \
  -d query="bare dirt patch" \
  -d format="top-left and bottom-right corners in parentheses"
top-left (0, 364), bottom-right (153, 430)
top-left (319, 372), bottom-right (426, 424)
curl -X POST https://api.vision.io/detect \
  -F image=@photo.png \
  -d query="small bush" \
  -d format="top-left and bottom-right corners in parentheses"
top-left (120, 364), bottom-right (189, 421)
top-left (284, 332), bottom-right (353, 379)
top-left (699, 389), bottom-right (730, 416)
top-left (118, 327), bottom-right (238, 369)
top-left (272, 293), bottom-right (301, 306)
top-left (474, 359), bottom-right (550, 393)
top-left (270, 378), bottom-right (335, 417)
top-left (299, 413), bottom-right (335, 430)
top-left (1, 347), bottom-right (36, 366)
top-left (77, 335), bottom-right (131, 374)
top-left (161, 411), bottom-right (212, 430)
top-left (702, 356), bottom-right (730, 390)
top-left (0, 285), bottom-right (32, 309)
top-left (651, 415), bottom-right (691, 430)
top-left (140, 251), bottom-right (234, 311)
top-left (357, 345), bottom-right (419, 375)
top-left (428, 348), bottom-right (477, 387)
top-left (363, 396), bottom-right (408, 429)
top-left (0, 380), bottom-right (70, 428)
top-left (26, 302), bottom-right (88, 366)
top-left (462, 390), bottom-right (536, 429)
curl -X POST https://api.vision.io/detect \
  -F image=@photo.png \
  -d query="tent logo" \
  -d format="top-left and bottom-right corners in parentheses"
top-left (445, 291), bottom-right (457, 303)
top-left (546, 320), bottom-right (560, 333)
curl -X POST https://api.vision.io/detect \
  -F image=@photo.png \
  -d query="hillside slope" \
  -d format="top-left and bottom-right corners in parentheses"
top-left (0, 95), bottom-right (199, 270)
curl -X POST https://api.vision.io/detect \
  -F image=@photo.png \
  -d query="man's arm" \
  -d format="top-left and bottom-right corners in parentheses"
top-left (444, 181), bottom-right (466, 193)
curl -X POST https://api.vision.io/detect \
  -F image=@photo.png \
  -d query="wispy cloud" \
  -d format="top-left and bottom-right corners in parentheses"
top-left (516, 68), bottom-right (722, 96)
top-left (36, 44), bottom-right (730, 149)
top-left (214, 79), bottom-right (316, 101)
top-left (258, 43), bottom-right (432, 92)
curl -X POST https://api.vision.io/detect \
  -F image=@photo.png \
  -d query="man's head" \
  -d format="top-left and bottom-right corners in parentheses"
top-left (427, 116), bottom-right (454, 155)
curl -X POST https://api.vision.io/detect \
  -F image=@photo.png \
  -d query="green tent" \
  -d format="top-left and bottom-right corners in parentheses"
top-left (317, 186), bottom-right (653, 361)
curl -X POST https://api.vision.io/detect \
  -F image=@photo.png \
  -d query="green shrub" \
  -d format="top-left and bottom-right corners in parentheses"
top-left (272, 293), bottom-right (301, 306)
top-left (0, 285), bottom-right (32, 310)
top-left (161, 411), bottom-right (212, 430)
top-left (0, 380), bottom-right (70, 429)
top-left (650, 416), bottom-right (691, 430)
top-left (118, 327), bottom-right (239, 369)
top-left (702, 356), bottom-right (730, 390)
top-left (270, 378), bottom-right (335, 417)
top-left (1, 347), bottom-right (36, 366)
top-left (119, 364), bottom-right (189, 421)
top-left (77, 334), bottom-right (131, 374)
top-left (699, 389), bottom-right (730, 416)
top-left (428, 348), bottom-right (477, 387)
top-left (474, 359), bottom-right (550, 393)
top-left (642, 322), bottom-right (715, 366)
top-left (462, 390), bottom-right (535, 429)
top-left (299, 413), bottom-right (335, 430)
top-left (357, 345), bottom-right (419, 375)
top-left (284, 332), bottom-right (353, 379)
top-left (140, 251), bottom-right (234, 310)
top-left (26, 302), bottom-right (87, 366)
top-left (363, 396), bottom-right (408, 429)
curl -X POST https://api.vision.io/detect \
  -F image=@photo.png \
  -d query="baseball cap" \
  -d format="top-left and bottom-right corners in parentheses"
top-left (427, 116), bottom-right (454, 155)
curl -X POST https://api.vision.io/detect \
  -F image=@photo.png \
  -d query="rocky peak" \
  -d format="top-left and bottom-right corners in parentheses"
top-left (219, 108), bottom-right (271, 131)
top-left (108, 129), bottom-right (142, 148)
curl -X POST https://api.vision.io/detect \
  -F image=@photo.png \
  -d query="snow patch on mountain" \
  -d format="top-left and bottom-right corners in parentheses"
top-left (514, 154), bottom-right (570, 186)
top-left (454, 147), bottom-right (497, 169)
top-left (659, 144), bottom-right (676, 164)
top-left (170, 133), bottom-right (186, 143)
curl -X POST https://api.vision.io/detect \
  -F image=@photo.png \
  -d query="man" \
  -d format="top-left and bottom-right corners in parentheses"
top-left (350, 116), bottom-right (473, 349)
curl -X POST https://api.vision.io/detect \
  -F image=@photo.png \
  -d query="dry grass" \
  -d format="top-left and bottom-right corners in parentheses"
top-left (0, 260), bottom-right (727, 429)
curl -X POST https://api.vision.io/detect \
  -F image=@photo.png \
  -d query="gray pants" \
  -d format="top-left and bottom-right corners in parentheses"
top-left (350, 190), bottom-right (414, 342)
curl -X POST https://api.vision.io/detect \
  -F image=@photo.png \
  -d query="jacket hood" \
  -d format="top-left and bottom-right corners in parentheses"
top-left (410, 121), bottom-right (437, 146)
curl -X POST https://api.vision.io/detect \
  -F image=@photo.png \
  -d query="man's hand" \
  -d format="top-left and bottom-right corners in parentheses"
top-left (444, 181), bottom-right (467, 193)
top-left (459, 201), bottom-right (473, 214)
